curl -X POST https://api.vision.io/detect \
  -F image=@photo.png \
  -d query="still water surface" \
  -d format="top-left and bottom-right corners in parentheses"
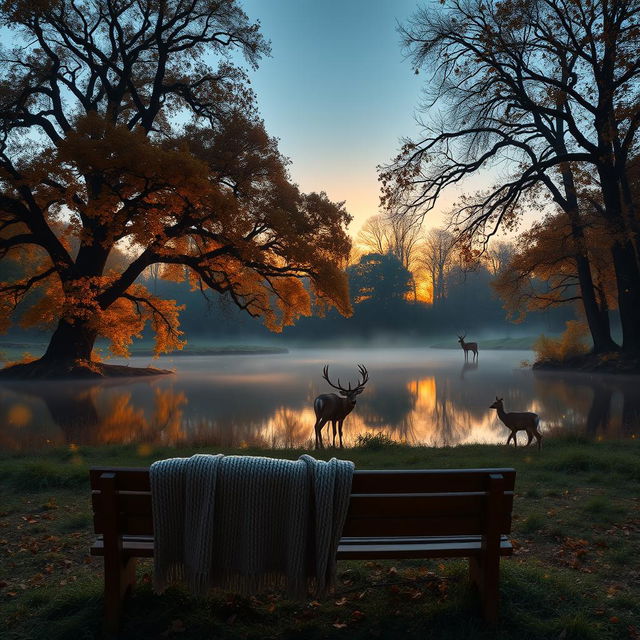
top-left (0, 348), bottom-right (638, 451)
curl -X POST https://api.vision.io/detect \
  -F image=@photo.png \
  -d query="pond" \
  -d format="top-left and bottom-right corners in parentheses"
top-left (0, 348), bottom-right (638, 451)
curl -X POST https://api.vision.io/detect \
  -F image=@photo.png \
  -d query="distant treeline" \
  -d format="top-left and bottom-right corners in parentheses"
top-left (1, 249), bottom-right (579, 348)
top-left (138, 253), bottom-right (575, 345)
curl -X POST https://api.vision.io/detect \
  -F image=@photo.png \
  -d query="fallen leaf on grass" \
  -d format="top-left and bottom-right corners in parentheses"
top-left (332, 621), bottom-right (347, 629)
top-left (335, 597), bottom-right (347, 606)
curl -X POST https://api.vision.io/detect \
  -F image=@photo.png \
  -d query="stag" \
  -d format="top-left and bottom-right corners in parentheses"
top-left (490, 397), bottom-right (543, 451)
top-left (313, 364), bottom-right (368, 449)
top-left (457, 333), bottom-right (478, 361)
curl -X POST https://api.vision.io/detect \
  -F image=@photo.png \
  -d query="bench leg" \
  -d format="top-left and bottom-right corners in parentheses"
top-left (469, 555), bottom-right (499, 623)
top-left (103, 556), bottom-right (137, 637)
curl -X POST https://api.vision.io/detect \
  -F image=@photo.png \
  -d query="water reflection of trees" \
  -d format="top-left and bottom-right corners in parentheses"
top-left (1, 356), bottom-right (638, 451)
top-left (533, 372), bottom-right (639, 439)
top-left (0, 380), bottom-right (187, 448)
top-left (430, 378), bottom-right (472, 446)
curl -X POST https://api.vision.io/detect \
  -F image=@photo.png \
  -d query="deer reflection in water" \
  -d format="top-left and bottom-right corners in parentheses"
top-left (1, 355), bottom-right (638, 451)
top-left (460, 360), bottom-right (479, 379)
top-left (313, 364), bottom-right (368, 449)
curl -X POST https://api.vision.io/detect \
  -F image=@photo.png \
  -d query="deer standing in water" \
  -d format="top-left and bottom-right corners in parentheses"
top-left (313, 364), bottom-right (368, 449)
top-left (457, 333), bottom-right (478, 361)
top-left (490, 397), bottom-right (542, 451)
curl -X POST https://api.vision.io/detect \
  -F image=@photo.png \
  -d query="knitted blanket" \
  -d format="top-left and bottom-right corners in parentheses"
top-left (150, 454), bottom-right (354, 598)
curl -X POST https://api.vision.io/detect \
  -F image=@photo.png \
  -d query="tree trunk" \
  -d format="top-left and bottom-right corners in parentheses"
top-left (596, 147), bottom-right (640, 354)
top-left (42, 318), bottom-right (98, 363)
top-left (610, 241), bottom-right (640, 353)
top-left (555, 157), bottom-right (618, 354)
top-left (574, 253), bottom-right (618, 354)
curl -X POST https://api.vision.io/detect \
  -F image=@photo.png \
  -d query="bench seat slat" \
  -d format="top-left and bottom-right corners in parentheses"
top-left (91, 536), bottom-right (154, 558)
top-left (340, 535), bottom-right (510, 545)
top-left (337, 539), bottom-right (513, 559)
top-left (90, 534), bottom-right (513, 560)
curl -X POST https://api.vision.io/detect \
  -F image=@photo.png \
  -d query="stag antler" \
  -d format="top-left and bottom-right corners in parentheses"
top-left (322, 364), bottom-right (369, 393)
top-left (355, 364), bottom-right (369, 391)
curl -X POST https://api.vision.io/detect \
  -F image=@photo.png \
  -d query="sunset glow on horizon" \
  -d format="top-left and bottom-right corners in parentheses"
top-left (241, 0), bottom-right (433, 237)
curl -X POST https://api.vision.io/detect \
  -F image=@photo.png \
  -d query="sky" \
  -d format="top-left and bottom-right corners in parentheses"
top-left (239, 0), bottom-right (429, 238)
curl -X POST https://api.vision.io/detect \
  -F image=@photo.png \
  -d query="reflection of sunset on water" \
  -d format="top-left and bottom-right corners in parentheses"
top-left (7, 404), bottom-right (31, 427)
top-left (0, 349), bottom-right (637, 451)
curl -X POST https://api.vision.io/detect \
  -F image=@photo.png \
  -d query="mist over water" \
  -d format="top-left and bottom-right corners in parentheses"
top-left (0, 348), bottom-right (637, 451)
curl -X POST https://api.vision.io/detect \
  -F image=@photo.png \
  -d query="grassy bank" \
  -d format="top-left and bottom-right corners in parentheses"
top-left (1, 439), bottom-right (639, 639)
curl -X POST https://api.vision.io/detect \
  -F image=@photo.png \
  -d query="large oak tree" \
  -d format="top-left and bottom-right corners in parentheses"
top-left (0, 0), bottom-right (352, 378)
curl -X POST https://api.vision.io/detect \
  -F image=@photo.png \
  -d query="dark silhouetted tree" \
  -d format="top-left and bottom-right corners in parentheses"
top-left (348, 253), bottom-right (412, 307)
top-left (382, 0), bottom-right (640, 354)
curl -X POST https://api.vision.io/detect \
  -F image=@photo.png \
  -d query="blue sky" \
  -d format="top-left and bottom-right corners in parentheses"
top-left (240, 0), bottom-right (427, 236)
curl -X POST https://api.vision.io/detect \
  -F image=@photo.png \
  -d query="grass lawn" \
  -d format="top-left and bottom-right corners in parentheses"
top-left (1, 438), bottom-right (639, 639)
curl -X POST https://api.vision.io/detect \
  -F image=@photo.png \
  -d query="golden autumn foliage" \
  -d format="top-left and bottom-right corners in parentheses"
top-left (0, 0), bottom-right (352, 375)
top-left (534, 321), bottom-right (591, 363)
top-left (493, 213), bottom-right (616, 322)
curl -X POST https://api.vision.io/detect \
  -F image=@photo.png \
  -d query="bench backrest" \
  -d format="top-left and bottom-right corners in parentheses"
top-left (90, 467), bottom-right (515, 539)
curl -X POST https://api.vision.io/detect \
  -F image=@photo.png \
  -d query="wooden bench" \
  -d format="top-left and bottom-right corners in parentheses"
top-left (90, 466), bottom-right (516, 634)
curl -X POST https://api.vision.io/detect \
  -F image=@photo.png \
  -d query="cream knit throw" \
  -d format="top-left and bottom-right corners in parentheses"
top-left (150, 454), bottom-right (354, 598)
